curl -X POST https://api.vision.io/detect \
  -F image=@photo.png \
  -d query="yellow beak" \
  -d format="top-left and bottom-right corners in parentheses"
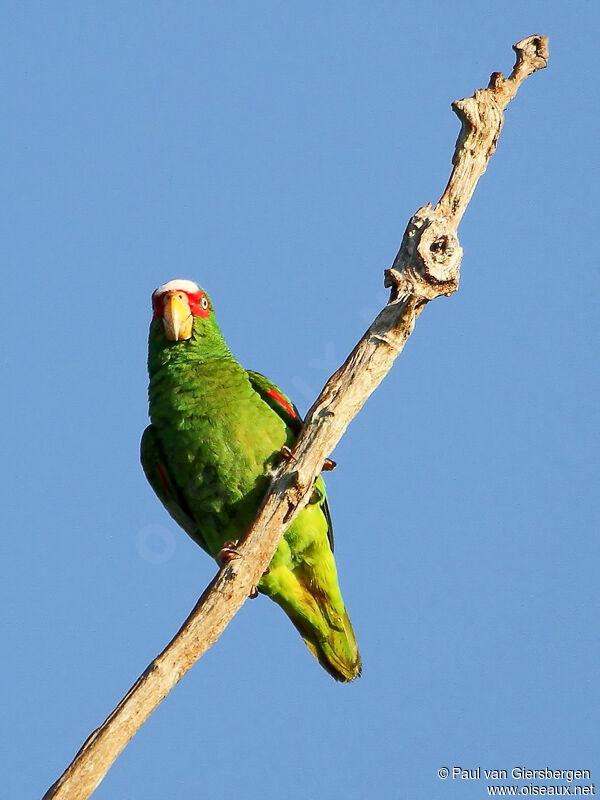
top-left (162, 292), bottom-right (194, 341)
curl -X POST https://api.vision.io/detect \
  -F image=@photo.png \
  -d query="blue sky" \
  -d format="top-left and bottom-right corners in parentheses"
top-left (2, 2), bottom-right (598, 799)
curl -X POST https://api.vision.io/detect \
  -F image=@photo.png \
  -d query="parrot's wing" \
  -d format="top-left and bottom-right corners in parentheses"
top-left (140, 424), bottom-right (209, 552)
top-left (246, 369), bottom-right (303, 434)
top-left (246, 370), bottom-right (335, 552)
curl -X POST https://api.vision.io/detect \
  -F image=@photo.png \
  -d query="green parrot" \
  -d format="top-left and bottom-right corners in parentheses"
top-left (141, 279), bottom-right (361, 681)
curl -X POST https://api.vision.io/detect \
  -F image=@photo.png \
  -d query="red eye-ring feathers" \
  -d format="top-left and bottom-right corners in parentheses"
top-left (186, 291), bottom-right (210, 318)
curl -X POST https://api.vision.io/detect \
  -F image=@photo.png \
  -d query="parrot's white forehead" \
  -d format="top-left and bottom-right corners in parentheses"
top-left (153, 279), bottom-right (200, 296)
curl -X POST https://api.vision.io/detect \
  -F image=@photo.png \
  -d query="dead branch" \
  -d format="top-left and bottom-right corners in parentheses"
top-left (42, 34), bottom-right (548, 800)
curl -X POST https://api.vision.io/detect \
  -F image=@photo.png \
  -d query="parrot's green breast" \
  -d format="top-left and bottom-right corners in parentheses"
top-left (148, 356), bottom-right (289, 555)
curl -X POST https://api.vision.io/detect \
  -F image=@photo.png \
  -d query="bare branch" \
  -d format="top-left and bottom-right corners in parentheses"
top-left (43, 35), bottom-right (548, 800)
top-left (436, 34), bottom-right (549, 225)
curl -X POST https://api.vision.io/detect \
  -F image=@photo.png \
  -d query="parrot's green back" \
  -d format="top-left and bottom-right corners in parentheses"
top-left (142, 281), bottom-right (361, 681)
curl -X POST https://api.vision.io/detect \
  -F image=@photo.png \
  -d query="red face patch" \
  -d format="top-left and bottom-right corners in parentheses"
top-left (152, 290), bottom-right (211, 320)
top-left (186, 291), bottom-right (211, 318)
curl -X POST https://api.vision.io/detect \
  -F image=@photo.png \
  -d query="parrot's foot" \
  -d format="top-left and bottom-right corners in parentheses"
top-left (278, 445), bottom-right (295, 462)
top-left (217, 540), bottom-right (241, 565)
top-left (322, 458), bottom-right (336, 471)
top-left (249, 585), bottom-right (259, 599)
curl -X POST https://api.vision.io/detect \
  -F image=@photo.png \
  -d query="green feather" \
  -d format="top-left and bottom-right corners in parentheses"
top-left (142, 285), bottom-right (361, 681)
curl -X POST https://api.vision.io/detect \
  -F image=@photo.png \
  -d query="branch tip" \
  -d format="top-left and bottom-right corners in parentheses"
top-left (512, 34), bottom-right (549, 75)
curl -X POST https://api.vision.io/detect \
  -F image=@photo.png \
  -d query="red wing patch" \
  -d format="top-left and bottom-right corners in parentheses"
top-left (156, 463), bottom-right (172, 493)
top-left (266, 388), bottom-right (297, 419)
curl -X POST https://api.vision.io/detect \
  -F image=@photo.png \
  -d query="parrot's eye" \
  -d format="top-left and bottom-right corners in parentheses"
top-left (185, 291), bottom-right (210, 318)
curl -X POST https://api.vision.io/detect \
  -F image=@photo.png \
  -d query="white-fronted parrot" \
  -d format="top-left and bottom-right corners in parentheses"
top-left (141, 279), bottom-right (360, 681)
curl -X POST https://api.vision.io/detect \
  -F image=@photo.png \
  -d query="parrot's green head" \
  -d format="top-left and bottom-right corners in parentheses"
top-left (149, 279), bottom-right (229, 366)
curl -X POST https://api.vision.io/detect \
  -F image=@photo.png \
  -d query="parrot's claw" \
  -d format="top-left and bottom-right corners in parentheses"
top-left (262, 566), bottom-right (270, 576)
top-left (217, 541), bottom-right (241, 565)
top-left (249, 585), bottom-right (259, 599)
top-left (322, 458), bottom-right (336, 471)
top-left (279, 445), bottom-right (296, 463)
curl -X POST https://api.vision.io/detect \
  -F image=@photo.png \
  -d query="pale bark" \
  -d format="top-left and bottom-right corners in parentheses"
top-left (43, 35), bottom-right (549, 800)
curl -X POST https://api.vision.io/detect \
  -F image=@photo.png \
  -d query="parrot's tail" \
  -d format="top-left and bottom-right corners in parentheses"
top-left (260, 565), bottom-right (362, 682)
top-left (298, 607), bottom-right (362, 683)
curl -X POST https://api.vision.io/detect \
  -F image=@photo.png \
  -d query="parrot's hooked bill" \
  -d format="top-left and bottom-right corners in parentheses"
top-left (142, 279), bottom-right (361, 681)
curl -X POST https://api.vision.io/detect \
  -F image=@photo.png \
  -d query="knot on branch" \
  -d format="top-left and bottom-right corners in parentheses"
top-left (384, 206), bottom-right (462, 302)
top-left (452, 92), bottom-right (504, 163)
